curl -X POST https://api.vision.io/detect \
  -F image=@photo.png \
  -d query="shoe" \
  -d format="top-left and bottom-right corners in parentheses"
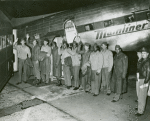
top-left (79, 87), bottom-right (83, 90)
top-left (120, 95), bottom-right (123, 99)
top-left (93, 94), bottom-right (98, 96)
top-left (16, 82), bottom-right (21, 85)
top-left (73, 87), bottom-right (79, 90)
top-left (135, 107), bottom-right (138, 110)
top-left (111, 100), bottom-right (118, 102)
top-left (23, 81), bottom-right (27, 83)
top-left (56, 83), bottom-right (62, 86)
top-left (135, 113), bottom-right (143, 116)
top-left (107, 93), bottom-right (111, 96)
top-left (67, 86), bottom-right (71, 89)
top-left (135, 100), bottom-right (138, 102)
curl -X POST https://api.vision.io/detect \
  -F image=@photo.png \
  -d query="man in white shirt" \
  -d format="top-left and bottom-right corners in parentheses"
top-left (13, 38), bottom-right (31, 85)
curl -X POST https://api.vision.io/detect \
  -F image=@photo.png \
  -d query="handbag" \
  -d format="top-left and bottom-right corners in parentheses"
top-left (64, 56), bottom-right (72, 66)
top-left (25, 57), bottom-right (33, 67)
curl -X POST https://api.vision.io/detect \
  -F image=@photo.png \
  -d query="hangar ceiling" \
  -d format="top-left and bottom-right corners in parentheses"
top-left (0, 0), bottom-right (101, 19)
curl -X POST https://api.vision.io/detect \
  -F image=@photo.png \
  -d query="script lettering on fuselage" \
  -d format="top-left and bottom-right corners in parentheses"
top-left (96, 20), bottom-right (149, 39)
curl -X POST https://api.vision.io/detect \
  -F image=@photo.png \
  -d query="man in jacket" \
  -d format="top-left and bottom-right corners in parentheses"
top-left (111, 45), bottom-right (128, 102)
top-left (101, 42), bottom-right (113, 95)
top-left (135, 47), bottom-right (150, 116)
top-left (135, 50), bottom-right (143, 102)
top-left (32, 39), bottom-right (41, 85)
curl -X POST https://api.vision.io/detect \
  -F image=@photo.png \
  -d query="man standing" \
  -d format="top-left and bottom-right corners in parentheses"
top-left (135, 47), bottom-right (150, 116)
top-left (32, 39), bottom-right (41, 85)
top-left (13, 38), bottom-right (31, 85)
top-left (77, 43), bottom-right (91, 92)
top-left (111, 45), bottom-right (128, 102)
top-left (51, 42), bottom-right (62, 86)
top-left (58, 41), bottom-right (72, 89)
top-left (135, 50), bottom-right (143, 102)
top-left (89, 43), bottom-right (103, 96)
top-left (101, 42), bottom-right (113, 95)
top-left (68, 41), bottom-right (81, 90)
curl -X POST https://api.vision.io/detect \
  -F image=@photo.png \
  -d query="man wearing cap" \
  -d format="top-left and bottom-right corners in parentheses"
top-left (101, 42), bottom-right (113, 95)
top-left (111, 45), bottom-right (128, 102)
top-left (13, 38), bottom-right (31, 85)
top-left (89, 43), bottom-right (103, 96)
top-left (135, 47), bottom-right (150, 116)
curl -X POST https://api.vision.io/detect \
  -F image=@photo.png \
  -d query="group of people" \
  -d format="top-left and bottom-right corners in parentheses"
top-left (13, 35), bottom-right (150, 117)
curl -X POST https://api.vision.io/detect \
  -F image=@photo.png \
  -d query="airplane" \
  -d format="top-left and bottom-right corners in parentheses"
top-left (43, 0), bottom-right (150, 52)
top-left (62, 13), bottom-right (150, 51)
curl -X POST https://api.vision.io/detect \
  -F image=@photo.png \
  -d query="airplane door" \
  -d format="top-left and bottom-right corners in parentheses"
top-left (64, 20), bottom-right (78, 43)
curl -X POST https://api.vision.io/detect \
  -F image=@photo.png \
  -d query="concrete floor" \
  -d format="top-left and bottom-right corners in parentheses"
top-left (0, 73), bottom-right (150, 121)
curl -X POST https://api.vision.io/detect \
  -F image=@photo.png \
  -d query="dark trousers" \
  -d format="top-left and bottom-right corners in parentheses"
top-left (73, 66), bottom-right (80, 87)
top-left (18, 58), bottom-right (27, 82)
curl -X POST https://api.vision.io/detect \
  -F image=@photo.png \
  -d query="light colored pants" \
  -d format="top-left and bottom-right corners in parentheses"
top-left (33, 61), bottom-right (40, 79)
top-left (138, 79), bottom-right (149, 114)
top-left (101, 68), bottom-right (111, 93)
top-left (136, 73), bottom-right (139, 98)
top-left (18, 58), bottom-right (27, 82)
top-left (73, 66), bottom-right (80, 87)
top-left (91, 70), bottom-right (101, 95)
top-left (63, 65), bottom-right (71, 86)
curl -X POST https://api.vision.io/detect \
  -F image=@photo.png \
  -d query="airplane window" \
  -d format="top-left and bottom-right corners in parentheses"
top-left (125, 14), bottom-right (135, 23)
top-left (104, 20), bottom-right (113, 27)
top-left (85, 24), bottom-right (94, 31)
top-left (147, 12), bottom-right (150, 20)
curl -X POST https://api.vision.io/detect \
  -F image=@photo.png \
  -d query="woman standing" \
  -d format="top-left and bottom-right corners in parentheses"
top-left (58, 41), bottom-right (72, 89)
top-left (40, 39), bottom-right (51, 84)
top-left (51, 42), bottom-right (62, 86)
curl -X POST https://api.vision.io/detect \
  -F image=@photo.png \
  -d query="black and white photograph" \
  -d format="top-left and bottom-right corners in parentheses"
top-left (0, 0), bottom-right (150, 121)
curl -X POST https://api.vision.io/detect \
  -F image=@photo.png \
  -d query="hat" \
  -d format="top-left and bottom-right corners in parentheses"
top-left (115, 45), bottom-right (121, 49)
top-left (101, 42), bottom-right (107, 46)
top-left (84, 42), bottom-right (90, 46)
top-left (141, 47), bottom-right (149, 53)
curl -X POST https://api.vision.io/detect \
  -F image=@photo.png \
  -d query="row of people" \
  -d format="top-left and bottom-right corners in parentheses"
top-left (13, 37), bottom-right (129, 103)
top-left (57, 41), bottom-right (128, 102)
